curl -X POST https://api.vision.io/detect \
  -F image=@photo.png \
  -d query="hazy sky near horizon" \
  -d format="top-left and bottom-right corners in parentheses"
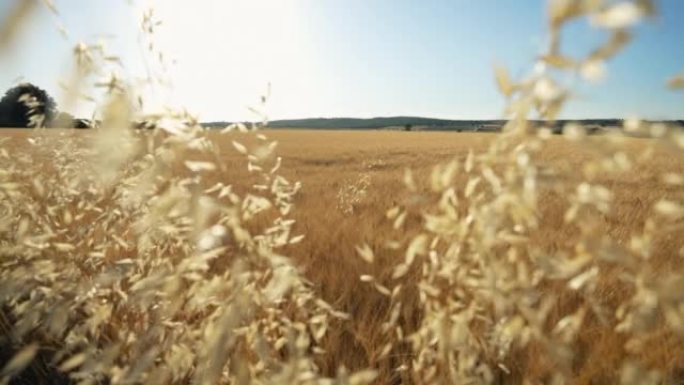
top-left (1, 0), bottom-right (683, 121)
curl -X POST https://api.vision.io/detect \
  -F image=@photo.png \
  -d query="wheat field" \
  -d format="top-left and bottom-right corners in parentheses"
top-left (3, 128), bottom-right (684, 384)
top-left (230, 130), bottom-right (684, 384)
top-left (3, 1), bottom-right (684, 384)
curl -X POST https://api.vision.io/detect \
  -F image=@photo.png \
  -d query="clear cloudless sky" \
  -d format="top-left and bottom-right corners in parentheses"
top-left (1, 0), bottom-right (683, 121)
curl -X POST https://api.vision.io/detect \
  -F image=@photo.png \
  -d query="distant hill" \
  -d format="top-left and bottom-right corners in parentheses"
top-left (203, 117), bottom-right (684, 132)
top-left (204, 117), bottom-right (505, 130)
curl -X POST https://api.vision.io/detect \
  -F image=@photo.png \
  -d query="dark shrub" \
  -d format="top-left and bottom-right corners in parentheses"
top-left (0, 83), bottom-right (57, 128)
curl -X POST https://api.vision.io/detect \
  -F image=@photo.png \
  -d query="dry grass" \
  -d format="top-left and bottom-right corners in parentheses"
top-left (173, 130), bottom-right (684, 384)
top-left (2, 128), bottom-right (684, 384)
top-left (3, 1), bottom-right (684, 384)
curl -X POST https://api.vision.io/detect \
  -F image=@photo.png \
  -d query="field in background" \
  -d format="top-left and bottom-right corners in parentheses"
top-left (3, 128), bottom-right (684, 384)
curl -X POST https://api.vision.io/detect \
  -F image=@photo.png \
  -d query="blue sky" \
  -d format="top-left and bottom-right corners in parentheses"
top-left (1, 0), bottom-right (682, 121)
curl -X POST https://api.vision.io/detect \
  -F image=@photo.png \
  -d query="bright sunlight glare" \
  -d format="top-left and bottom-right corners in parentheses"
top-left (142, 0), bottom-right (316, 121)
